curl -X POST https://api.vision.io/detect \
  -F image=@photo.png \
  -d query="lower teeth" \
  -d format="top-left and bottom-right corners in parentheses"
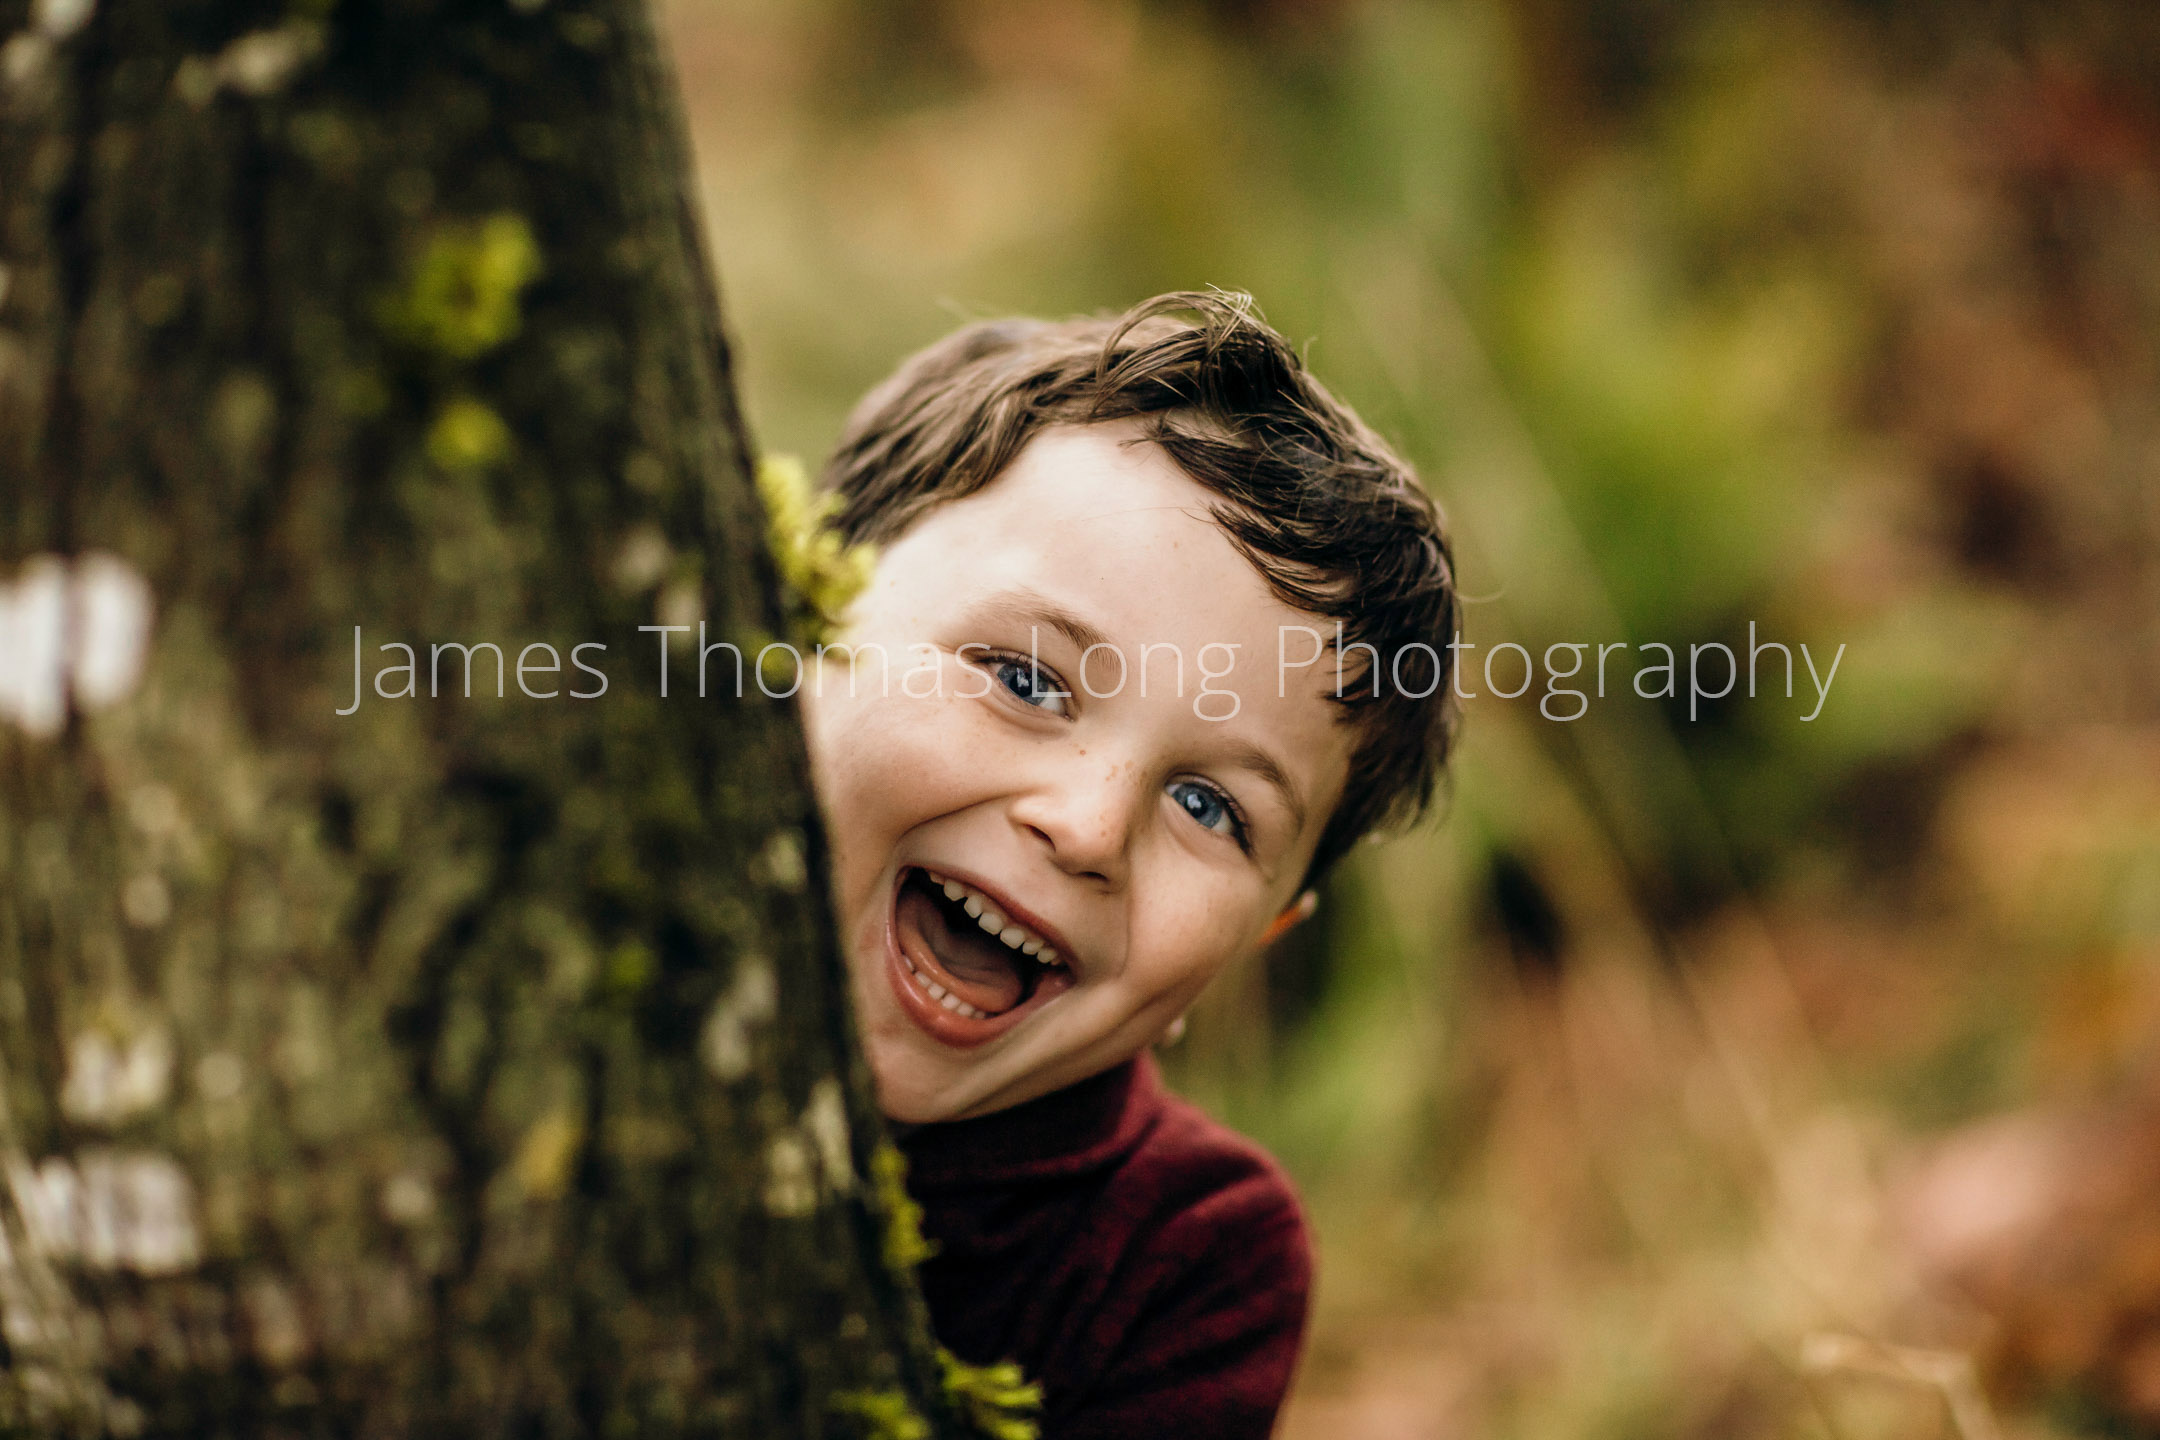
top-left (905, 958), bottom-right (988, 1020)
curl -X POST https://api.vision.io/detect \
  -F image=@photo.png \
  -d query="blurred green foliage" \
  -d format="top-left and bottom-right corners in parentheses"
top-left (664, 1), bottom-right (2160, 1434)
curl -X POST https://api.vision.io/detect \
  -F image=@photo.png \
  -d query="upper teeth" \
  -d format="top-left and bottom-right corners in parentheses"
top-left (929, 872), bottom-right (1060, 965)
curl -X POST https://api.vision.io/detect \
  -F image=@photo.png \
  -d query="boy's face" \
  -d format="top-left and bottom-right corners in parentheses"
top-left (801, 421), bottom-right (1354, 1123)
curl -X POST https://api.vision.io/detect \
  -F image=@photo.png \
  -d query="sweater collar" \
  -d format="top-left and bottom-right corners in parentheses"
top-left (895, 1053), bottom-right (1165, 1188)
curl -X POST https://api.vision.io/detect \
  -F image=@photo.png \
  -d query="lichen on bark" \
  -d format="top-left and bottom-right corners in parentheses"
top-left (0, 0), bottom-right (949, 1432)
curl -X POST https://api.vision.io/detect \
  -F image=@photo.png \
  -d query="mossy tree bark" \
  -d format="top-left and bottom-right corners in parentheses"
top-left (0, 0), bottom-right (945, 1433)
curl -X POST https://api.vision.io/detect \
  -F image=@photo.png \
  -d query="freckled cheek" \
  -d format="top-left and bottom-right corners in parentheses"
top-left (819, 690), bottom-right (1029, 896)
top-left (1128, 891), bottom-right (1248, 1010)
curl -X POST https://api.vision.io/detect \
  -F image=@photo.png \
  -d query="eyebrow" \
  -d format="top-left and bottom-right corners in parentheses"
top-left (1219, 737), bottom-right (1308, 838)
top-left (960, 588), bottom-right (1114, 658)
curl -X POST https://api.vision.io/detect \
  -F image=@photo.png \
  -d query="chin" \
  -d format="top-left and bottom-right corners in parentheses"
top-left (859, 1041), bottom-right (952, 1124)
top-left (849, 981), bottom-right (988, 1124)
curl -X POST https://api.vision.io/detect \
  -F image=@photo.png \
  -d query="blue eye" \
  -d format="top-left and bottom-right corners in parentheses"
top-left (993, 658), bottom-right (1070, 716)
top-left (1168, 779), bottom-right (1245, 843)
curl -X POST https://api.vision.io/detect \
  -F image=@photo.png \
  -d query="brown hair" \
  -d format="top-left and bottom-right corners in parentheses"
top-left (820, 290), bottom-right (1458, 882)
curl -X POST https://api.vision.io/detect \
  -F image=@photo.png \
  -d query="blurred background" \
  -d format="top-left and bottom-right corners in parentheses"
top-left (657, 2), bottom-right (2160, 1434)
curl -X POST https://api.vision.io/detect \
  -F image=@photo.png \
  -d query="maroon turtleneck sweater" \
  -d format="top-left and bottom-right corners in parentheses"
top-left (897, 1054), bottom-right (1311, 1439)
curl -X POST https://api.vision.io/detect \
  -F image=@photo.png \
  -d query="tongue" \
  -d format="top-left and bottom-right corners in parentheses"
top-left (896, 881), bottom-right (1026, 1013)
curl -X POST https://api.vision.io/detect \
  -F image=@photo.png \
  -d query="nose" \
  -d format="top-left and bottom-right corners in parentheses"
top-left (1008, 754), bottom-right (1147, 888)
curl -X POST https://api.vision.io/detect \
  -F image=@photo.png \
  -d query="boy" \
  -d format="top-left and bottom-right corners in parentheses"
top-left (799, 292), bottom-right (1457, 1438)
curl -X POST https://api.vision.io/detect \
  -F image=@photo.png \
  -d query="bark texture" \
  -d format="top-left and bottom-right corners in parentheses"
top-left (0, 0), bottom-right (944, 1433)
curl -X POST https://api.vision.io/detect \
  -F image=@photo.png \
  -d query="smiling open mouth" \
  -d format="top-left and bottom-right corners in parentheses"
top-left (890, 866), bottom-right (1073, 1038)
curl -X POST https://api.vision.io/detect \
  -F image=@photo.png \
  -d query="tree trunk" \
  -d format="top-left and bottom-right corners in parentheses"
top-left (0, 0), bottom-right (946, 1433)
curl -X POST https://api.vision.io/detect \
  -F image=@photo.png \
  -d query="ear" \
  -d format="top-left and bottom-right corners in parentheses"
top-left (1259, 889), bottom-right (1318, 948)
